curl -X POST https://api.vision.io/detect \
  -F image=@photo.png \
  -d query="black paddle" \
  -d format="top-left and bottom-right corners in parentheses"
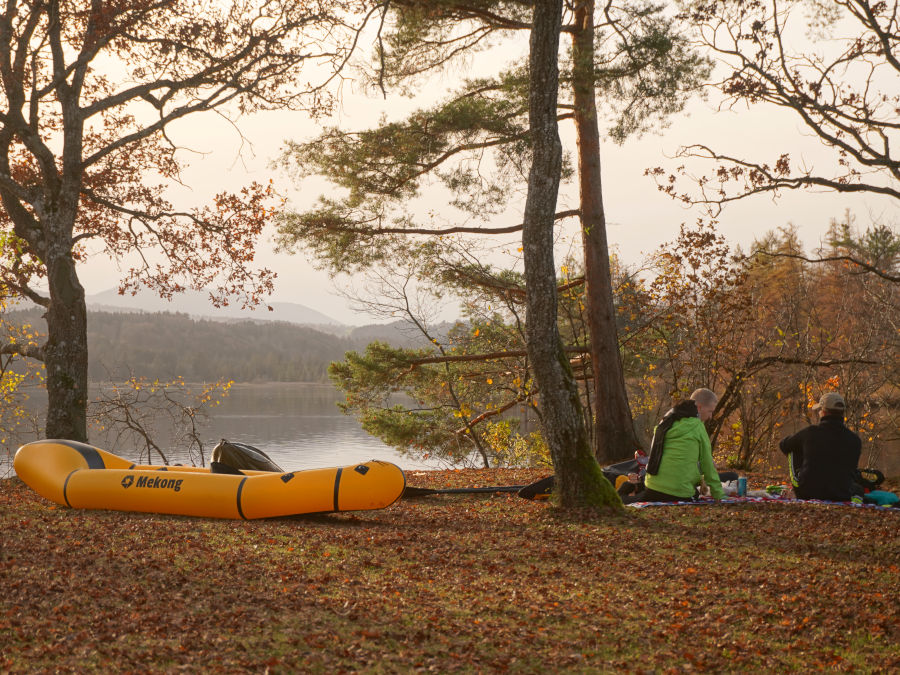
top-left (402, 485), bottom-right (527, 498)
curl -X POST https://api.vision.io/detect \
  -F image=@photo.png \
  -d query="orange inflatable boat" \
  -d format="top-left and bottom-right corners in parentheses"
top-left (14, 439), bottom-right (405, 519)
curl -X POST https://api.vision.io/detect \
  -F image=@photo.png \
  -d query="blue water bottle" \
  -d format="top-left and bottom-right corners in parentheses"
top-left (737, 477), bottom-right (747, 497)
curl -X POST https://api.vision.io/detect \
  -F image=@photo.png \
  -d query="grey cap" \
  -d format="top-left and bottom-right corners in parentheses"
top-left (812, 392), bottom-right (846, 412)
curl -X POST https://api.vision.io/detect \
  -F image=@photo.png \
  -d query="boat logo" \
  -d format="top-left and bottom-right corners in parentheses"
top-left (121, 474), bottom-right (183, 492)
top-left (135, 475), bottom-right (184, 492)
top-left (281, 473), bottom-right (294, 483)
top-left (354, 465), bottom-right (369, 475)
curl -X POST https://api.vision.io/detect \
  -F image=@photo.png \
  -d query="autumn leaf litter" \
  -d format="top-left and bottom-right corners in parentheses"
top-left (2, 469), bottom-right (898, 673)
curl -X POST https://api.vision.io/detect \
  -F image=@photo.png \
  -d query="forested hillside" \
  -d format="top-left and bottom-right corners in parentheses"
top-left (5, 309), bottom-right (432, 383)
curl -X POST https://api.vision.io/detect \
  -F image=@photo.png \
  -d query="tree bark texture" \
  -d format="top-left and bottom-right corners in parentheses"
top-left (44, 247), bottom-right (89, 441)
top-left (571, 0), bottom-right (641, 462)
top-left (523, 0), bottom-right (621, 509)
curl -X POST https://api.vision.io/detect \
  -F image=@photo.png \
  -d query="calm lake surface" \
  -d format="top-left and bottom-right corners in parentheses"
top-left (8, 382), bottom-right (895, 480)
top-left (1, 382), bottom-right (455, 478)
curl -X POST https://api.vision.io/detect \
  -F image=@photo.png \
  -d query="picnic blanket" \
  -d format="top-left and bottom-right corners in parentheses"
top-left (626, 494), bottom-right (900, 511)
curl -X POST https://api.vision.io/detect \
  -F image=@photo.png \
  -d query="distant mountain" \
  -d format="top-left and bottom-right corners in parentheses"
top-left (86, 287), bottom-right (344, 328)
top-left (6, 308), bottom-right (387, 382)
top-left (4, 308), bottom-right (453, 383)
top-left (348, 320), bottom-right (456, 348)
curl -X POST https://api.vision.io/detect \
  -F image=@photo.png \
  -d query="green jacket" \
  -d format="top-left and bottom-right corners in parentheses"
top-left (644, 416), bottom-right (724, 499)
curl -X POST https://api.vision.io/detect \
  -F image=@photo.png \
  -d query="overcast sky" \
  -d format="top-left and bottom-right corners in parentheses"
top-left (76, 30), bottom-right (897, 326)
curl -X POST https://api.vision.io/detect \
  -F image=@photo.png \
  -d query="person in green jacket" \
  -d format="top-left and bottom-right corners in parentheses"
top-left (624, 388), bottom-right (724, 503)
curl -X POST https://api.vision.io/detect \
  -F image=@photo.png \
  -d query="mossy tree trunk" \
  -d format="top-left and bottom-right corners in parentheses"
top-left (522, 0), bottom-right (622, 510)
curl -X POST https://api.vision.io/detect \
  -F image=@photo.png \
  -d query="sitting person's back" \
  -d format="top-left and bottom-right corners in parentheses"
top-left (779, 392), bottom-right (861, 501)
top-left (625, 388), bottom-right (724, 503)
top-left (644, 410), bottom-right (724, 500)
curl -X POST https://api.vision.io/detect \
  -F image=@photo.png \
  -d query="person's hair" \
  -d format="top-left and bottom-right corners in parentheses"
top-left (690, 388), bottom-right (718, 408)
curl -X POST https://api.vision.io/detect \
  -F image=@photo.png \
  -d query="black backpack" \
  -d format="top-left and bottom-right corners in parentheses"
top-left (210, 439), bottom-right (283, 474)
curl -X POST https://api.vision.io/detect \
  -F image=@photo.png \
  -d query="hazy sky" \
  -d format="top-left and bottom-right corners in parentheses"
top-left (76, 30), bottom-right (896, 326)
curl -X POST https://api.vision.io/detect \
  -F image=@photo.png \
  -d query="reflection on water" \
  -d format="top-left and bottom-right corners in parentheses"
top-left (1, 383), bottom-right (454, 477)
top-left (203, 383), bottom-right (451, 471)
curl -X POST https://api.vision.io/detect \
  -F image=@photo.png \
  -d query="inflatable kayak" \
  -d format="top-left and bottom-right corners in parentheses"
top-left (14, 439), bottom-right (405, 519)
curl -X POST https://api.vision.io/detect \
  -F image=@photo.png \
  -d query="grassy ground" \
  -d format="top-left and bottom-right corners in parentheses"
top-left (2, 468), bottom-right (899, 674)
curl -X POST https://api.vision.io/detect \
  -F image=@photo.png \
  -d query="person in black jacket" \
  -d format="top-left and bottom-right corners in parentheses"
top-left (779, 392), bottom-right (861, 501)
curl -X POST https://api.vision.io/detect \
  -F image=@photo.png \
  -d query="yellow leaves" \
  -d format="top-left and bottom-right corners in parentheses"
top-left (0, 372), bottom-right (25, 395)
top-left (454, 404), bottom-right (473, 418)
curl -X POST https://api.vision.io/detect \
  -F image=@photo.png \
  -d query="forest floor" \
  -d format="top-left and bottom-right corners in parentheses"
top-left (2, 469), bottom-right (899, 674)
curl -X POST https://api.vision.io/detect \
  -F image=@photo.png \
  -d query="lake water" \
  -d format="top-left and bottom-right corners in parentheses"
top-left (7, 382), bottom-right (897, 480)
top-left (0, 382), bottom-right (456, 478)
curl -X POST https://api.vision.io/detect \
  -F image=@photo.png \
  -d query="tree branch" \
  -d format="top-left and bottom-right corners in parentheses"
top-left (306, 208), bottom-right (580, 238)
top-left (748, 249), bottom-right (900, 283)
top-left (0, 341), bottom-right (45, 360)
top-left (1, 273), bottom-right (49, 307)
top-left (442, 265), bottom-right (585, 303)
top-left (408, 344), bottom-right (588, 367)
top-left (455, 394), bottom-right (530, 435)
top-left (672, 145), bottom-right (900, 209)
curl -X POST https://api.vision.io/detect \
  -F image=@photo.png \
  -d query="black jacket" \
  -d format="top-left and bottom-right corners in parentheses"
top-left (779, 416), bottom-right (861, 501)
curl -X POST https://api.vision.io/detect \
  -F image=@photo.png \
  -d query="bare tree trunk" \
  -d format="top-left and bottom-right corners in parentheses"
top-left (44, 245), bottom-right (89, 442)
top-left (571, 0), bottom-right (641, 462)
top-left (523, 0), bottom-right (621, 510)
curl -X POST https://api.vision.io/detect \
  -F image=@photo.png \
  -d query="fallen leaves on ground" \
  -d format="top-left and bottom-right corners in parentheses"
top-left (2, 469), bottom-right (898, 673)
